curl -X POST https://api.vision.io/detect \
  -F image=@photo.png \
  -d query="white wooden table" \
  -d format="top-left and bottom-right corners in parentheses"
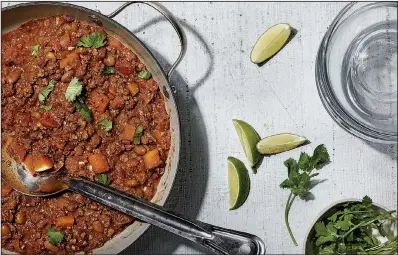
top-left (3, 2), bottom-right (397, 254)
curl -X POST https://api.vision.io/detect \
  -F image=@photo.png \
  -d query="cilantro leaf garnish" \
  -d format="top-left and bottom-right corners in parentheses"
top-left (280, 144), bottom-right (330, 246)
top-left (133, 125), bottom-right (143, 145)
top-left (38, 80), bottom-right (56, 104)
top-left (65, 78), bottom-right (83, 102)
top-left (47, 226), bottom-right (65, 245)
top-left (31, 45), bottom-right (39, 57)
top-left (73, 94), bottom-right (92, 123)
top-left (95, 173), bottom-right (111, 186)
top-left (76, 31), bottom-right (107, 49)
top-left (102, 66), bottom-right (115, 75)
top-left (40, 105), bottom-right (52, 111)
top-left (137, 69), bottom-right (151, 80)
top-left (98, 119), bottom-right (113, 133)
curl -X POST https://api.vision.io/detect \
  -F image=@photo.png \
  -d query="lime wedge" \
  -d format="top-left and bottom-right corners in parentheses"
top-left (232, 119), bottom-right (261, 167)
top-left (256, 133), bottom-right (307, 154)
top-left (250, 23), bottom-right (292, 64)
top-left (228, 157), bottom-right (250, 210)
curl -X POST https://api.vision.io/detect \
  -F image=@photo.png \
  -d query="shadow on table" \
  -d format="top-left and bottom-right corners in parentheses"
top-left (121, 18), bottom-right (213, 255)
top-left (366, 142), bottom-right (397, 160)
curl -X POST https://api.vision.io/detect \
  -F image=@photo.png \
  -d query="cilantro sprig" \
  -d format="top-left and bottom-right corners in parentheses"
top-left (32, 44), bottom-right (39, 57)
top-left (95, 173), bottom-right (111, 186)
top-left (280, 144), bottom-right (330, 246)
top-left (39, 80), bottom-right (56, 104)
top-left (76, 31), bottom-right (107, 48)
top-left (311, 196), bottom-right (397, 254)
top-left (65, 78), bottom-right (92, 122)
top-left (137, 69), bottom-right (151, 80)
top-left (102, 66), bottom-right (115, 75)
top-left (47, 226), bottom-right (65, 245)
top-left (133, 125), bottom-right (143, 145)
top-left (98, 119), bottom-right (113, 133)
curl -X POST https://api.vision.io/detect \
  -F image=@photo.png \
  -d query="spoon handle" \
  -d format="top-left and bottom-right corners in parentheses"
top-left (67, 178), bottom-right (265, 255)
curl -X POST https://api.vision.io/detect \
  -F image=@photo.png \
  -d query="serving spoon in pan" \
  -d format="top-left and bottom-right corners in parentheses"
top-left (1, 145), bottom-right (265, 255)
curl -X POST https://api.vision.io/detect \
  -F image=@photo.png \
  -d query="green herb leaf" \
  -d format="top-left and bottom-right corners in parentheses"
top-left (310, 144), bottom-right (329, 169)
top-left (32, 45), bottom-right (39, 57)
top-left (137, 69), bottom-right (151, 80)
top-left (280, 145), bottom-right (330, 246)
top-left (40, 105), bottom-right (52, 111)
top-left (98, 119), bottom-right (113, 133)
top-left (38, 80), bottom-right (56, 104)
top-left (102, 66), bottom-right (115, 75)
top-left (362, 195), bottom-right (372, 207)
top-left (65, 78), bottom-right (83, 102)
top-left (79, 104), bottom-right (92, 123)
top-left (47, 227), bottom-right (65, 245)
top-left (133, 125), bottom-right (143, 145)
top-left (76, 31), bottom-right (107, 48)
top-left (95, 174), bottom-right (111, 186)
top-left (73, 93), bottom-right (92, 123)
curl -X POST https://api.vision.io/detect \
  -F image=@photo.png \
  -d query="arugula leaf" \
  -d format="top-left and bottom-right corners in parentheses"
top-left (47, 227), bottom-right (65, 245)
top-left (76, 31), bottom-right (107, 48)
top-left (40, 105), bottom-right (52, 111)
top-left (133, 125), bottom-right (143, 145)
top-left (137, 69), bottom-right (151, 80)
top-left (102, 66), bottom-right (115, 75)
top-left (65, 78), bottom-right (83, 102)
top-left (98, 119), bottom-right (113, 133)
top-left (32, 45), bottom-right (39, 57)
top-left (95, 174), bottom-right (111, 186)
top-left (280, 144), bottom-right (330, 246)
top-left (38, 80), bottom-right (56, 104)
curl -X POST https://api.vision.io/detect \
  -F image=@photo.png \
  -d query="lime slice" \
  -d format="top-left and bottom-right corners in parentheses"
top-left (250, 23), bottom-right (292, 64)
top-left (256, 133), bottom-right (307, 154)
top-left (228, 157), bottom-right (250, 210)
top-left (232, 119), bottom-right (261, 167)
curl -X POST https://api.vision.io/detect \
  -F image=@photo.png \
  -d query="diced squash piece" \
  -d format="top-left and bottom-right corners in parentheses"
top-left (40, 112), bottom-right (61, 128)
top-left (60, 33), bottom-right (70, 47)
top-left (1, 184), bottom-right (13, 197)
top-left (108, 37), bottom-right (123, 50)
top-left (153, 130), bottom-right (163, 142)
top-left (60, 52), bottom-right (80, 68)
top-left (9, 141), bottom-right (26, 163)
top-left (33, 154), bottom-right (54, 172)
top-left (56, 215), bottom-right (75, 227)
top-left (88, 153), bottom-right (109, 173)
top-left (90, 91), bottom-right (109, 113)
top-left (121, 125), bottom-right (135, 141)
top-left (143, 149), bottom-right (162, 170)
top-left (127, 83), bottom-right (139, 96)
top-left (44, 241), bottom-right (59, 252)
top-left (23, 154), bottom-right (35, 175)
top-left (135, 172), bottom-right (147, 184)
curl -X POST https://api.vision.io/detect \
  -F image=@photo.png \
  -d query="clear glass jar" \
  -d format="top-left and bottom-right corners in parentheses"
top-left (316, 2), bottom-right (397, 143)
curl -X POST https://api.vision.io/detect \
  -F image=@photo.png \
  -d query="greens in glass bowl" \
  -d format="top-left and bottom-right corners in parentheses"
top-left (305, 196), bottom-right (397, 254)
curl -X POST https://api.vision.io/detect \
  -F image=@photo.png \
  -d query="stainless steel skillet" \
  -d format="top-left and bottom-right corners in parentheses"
top-left (1, 2), bottom-right (265, 254)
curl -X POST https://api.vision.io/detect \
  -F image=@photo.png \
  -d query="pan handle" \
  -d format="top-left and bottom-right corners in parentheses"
top-left (68, 177), bottom-right (266, 255)
top-left (107, 2), bottom-right (187, 81)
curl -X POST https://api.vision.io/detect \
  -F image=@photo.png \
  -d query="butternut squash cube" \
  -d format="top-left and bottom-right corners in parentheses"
top-left (143, 149), bottom-right (162, 170)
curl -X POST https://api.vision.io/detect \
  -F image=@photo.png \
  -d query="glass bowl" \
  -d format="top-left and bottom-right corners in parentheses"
top-left (316, 2), bottom-right (397, 144)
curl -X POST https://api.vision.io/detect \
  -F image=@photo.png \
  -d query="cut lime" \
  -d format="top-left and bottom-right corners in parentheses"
top-left (256, 133), bottom-right (307, 154)
top-left (232, 119), bottom-right (261, 168)
top-left (228, 157), bottom-right (250, 210)
top-left (250, 23), bottom-right (292, 64)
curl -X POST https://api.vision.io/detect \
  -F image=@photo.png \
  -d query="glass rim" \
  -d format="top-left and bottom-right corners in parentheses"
top-left (315, 1), bottom-right (398, 144)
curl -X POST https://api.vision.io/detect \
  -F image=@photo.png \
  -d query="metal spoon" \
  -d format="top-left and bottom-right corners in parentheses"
top-left (1, 146), bottom-right (265, 255)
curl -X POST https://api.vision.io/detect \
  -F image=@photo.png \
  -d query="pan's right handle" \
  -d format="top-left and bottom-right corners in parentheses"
top-left (108, 2), bottom-right (187, 81)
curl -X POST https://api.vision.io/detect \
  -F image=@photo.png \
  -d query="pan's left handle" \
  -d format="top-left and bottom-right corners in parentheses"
top-left (107, 1), bottom-right (187, 81)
